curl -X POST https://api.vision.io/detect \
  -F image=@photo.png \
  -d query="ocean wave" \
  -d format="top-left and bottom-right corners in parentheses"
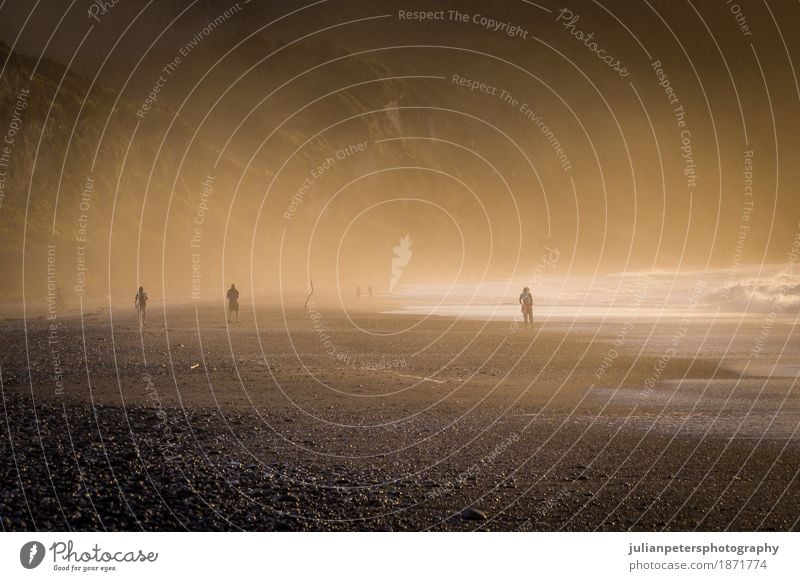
top-left (708, 272), bottom-right (800, 312)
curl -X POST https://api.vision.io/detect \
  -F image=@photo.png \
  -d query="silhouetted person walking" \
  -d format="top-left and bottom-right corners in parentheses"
top-left (367, 284), bottom-right (373, 298)
top-left (227, 283), bottom-right (240, 322)
top-left (135, 286), bottom-right (148, 327)
top-left (519, 286), bottom-right (533, 328)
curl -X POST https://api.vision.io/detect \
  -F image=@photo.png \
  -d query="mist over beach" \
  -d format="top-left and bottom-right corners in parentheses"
top-left (1, 0), bottom-right (799, 537)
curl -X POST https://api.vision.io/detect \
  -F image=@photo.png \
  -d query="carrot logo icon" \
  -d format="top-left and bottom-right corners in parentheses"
top-left (390, 235), bottom-right (413, 293)
top-left (20, 541), bottom-right (45, 569)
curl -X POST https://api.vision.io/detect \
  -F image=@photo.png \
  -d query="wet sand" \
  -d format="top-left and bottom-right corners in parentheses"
top-left (1, 304), bottom-right (798, 531)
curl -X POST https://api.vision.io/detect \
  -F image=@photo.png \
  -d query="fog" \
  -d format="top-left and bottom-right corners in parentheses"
top-left (1, 0), bottom-right (798, 312)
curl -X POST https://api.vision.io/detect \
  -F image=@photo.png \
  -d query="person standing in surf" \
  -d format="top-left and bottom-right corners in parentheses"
top-left (135, 286), bottom-right (148, 327)
top-left (519, 286), bottom-right (533, 328)
top-left (227, 283), bottom-right (240, 323)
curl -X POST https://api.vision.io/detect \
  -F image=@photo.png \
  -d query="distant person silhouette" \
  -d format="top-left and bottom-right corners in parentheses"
top-left (367, 284), bottom-right (373, 298)
top-left (135, 286), bottom-right (148, 327)
top-left (227, 283), bottom-right (240, 322)
top-left (519, 286), bottom-right (533, 328)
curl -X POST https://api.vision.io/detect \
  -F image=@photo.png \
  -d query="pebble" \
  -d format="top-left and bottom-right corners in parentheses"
top-left (461, 507), bottom-right (487, 521)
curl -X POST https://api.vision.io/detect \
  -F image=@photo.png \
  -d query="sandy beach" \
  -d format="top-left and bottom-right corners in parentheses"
top-left (1, 304), bottom-right (797, 531)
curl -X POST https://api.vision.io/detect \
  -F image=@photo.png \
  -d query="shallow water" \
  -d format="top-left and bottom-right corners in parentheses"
top-left (588, 380), bottom-right (800, 440)
top-left (386, 304), bottom-right (756, 321)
